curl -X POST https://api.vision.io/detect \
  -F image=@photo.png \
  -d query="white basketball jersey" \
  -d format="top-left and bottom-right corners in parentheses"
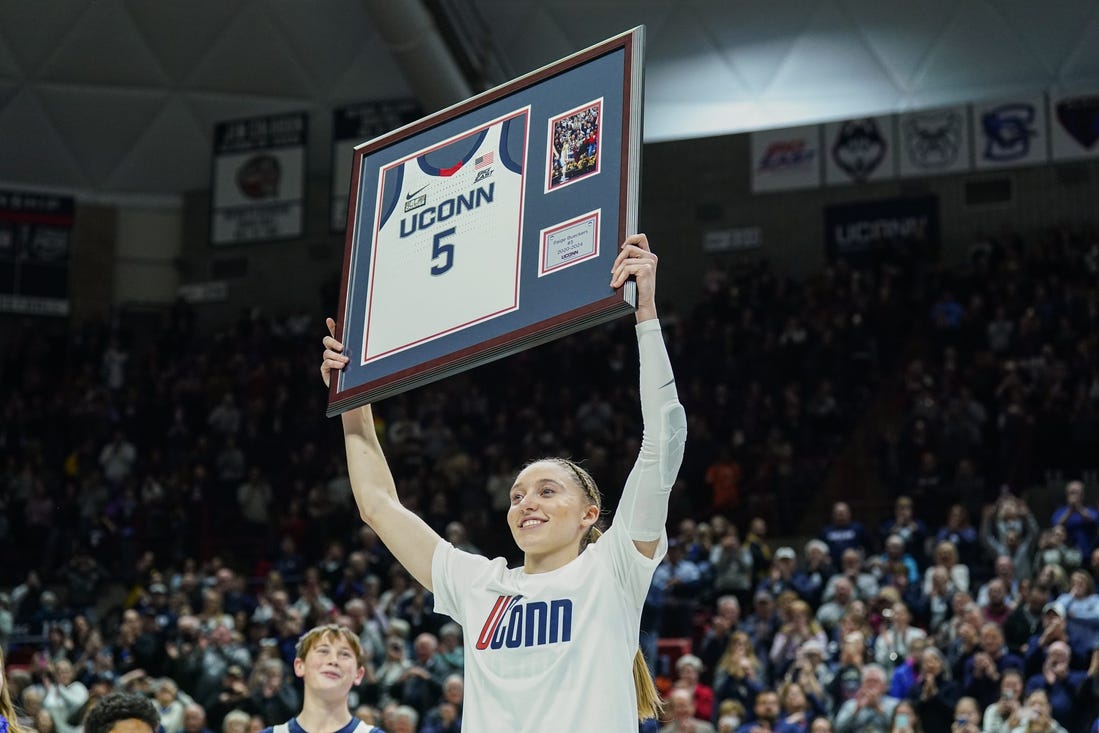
top-left (431, 523), bottom-right (664, 733)
top-left (362, 110), bottom-right (528, 364)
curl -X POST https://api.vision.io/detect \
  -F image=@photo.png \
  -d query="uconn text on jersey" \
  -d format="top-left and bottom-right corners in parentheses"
top-left (399, 183), bottom-right (495, 238)
top-left (474, 594), bottom-right (574, 650)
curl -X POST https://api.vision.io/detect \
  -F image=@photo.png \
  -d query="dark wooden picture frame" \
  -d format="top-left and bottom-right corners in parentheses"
top-left (328, 27), bottom-right (644, 416)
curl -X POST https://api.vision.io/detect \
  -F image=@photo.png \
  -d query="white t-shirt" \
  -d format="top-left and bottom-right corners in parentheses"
top-left (432, 523), bottom-right (666, 732)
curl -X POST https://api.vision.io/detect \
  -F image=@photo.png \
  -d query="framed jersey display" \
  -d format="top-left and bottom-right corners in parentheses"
top-left (328, 27), bottom-right (644, 416)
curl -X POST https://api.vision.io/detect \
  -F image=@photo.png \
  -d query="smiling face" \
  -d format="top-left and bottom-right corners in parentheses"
top-left (507, 460), bottom-right (600, 573)
top-left (293, 628), bottom-right (365, 702)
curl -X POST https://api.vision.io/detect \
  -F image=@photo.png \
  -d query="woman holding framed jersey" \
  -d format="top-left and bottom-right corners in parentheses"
top-left (320, 233), bottom-right (686, 732)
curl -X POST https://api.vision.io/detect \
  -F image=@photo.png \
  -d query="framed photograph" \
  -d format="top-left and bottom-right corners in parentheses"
top-left (546, 98), bottom-right (604, 192)
top-left (328, 27), bottom-right (645, 416)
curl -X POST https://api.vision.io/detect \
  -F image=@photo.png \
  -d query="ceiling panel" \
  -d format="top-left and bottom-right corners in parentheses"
top-left (328, 44), bottom-right (414, 107)
top-left (36, 85), bottom-right (169, 186)
top-left (266, 0), bottom-right (376, 96)
top-left (761, 1), bottom-right (900, 100)
top-left (38, 0), bottom-right (169, 87)
top-left (2, 0), bottom-right (1098, 198)
top-left (839, 0), bottom-right (957, 90)
top-left (0, 0), bottom-right (88, 76)
top-left (911, 1), bottom-right (1049, 93)
top-left (0, 88), bottom-right (89, 187)
top-left (105, 97), bottom-right (211, 193)
top-left (185, 4), bottom-right (316, 98)
top-left (124, 0), bottom-right (249, 84)
top-left (992, 0), bottom-right (1097, 76)
top-left (0, 30), bottom-right (21, 79)
top-left (1058, 11), bottom-right (1099, 79)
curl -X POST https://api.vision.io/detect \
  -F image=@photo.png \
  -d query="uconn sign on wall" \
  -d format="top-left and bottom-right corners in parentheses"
top-left (475, 595), bottom-right (573, 650)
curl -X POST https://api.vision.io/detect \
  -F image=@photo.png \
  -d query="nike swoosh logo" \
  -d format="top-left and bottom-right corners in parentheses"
top-left (405, 185), bottom-right (428, 200)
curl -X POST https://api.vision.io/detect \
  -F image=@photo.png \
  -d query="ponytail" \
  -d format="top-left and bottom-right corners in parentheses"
top-left (632, 649), bottom-right (664, 720)
top-left (0, 647), bottom-right (25, 733)
top-left (585, 527), bottom-right (665, 721)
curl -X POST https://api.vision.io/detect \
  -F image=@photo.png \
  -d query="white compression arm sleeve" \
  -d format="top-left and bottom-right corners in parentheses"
top-left (615, 319), bottom-right (687, 542)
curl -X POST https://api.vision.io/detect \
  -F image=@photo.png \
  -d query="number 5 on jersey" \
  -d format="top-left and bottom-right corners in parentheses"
top-left (431, 226), bottom-right (456, 276)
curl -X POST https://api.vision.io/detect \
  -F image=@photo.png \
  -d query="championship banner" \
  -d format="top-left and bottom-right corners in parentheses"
top-left (0, 189), bottom-right (74, 316)
top-left (824, 196), bottom-right (939, 260)
top-left (331, 100), bottom-right (423, 232)
top-left (329, 28), bottom-right (644, 414)
top-left (971, 94), bottom-right (1048, 170)
top-left (824, 116), bottom-right (896, 185)
top-left (897, 105), bottom-right (971, 178)
top-left (211, 112), bottom-right (307, 245)
top-left (1050, 90), bottom-right (1099, 162)
top-left (750, 125), bottom-right (821, 193)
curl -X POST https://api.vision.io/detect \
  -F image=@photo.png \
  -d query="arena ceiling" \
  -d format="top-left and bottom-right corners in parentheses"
top-left (1, 0), bottom-right (1098, 200)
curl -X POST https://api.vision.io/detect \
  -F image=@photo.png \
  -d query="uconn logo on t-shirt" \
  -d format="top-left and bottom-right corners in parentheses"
top-left (475, 595), bottom-right (573, 650)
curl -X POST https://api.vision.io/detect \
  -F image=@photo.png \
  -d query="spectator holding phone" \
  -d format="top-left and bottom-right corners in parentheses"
top-left (950, 696), bottom-right (981, 733)
top-left (1004, 689), bottom-right (1067, 733)
top-left (982, 669), bottom-right (1024, 733)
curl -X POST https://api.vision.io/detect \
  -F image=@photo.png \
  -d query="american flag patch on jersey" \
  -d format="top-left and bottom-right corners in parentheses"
top-left (475, 152), bottom-right (494, 169)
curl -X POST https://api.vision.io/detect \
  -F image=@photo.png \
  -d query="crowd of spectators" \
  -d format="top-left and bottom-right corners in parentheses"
top-left (0, 223), bottom-right (1097, 732)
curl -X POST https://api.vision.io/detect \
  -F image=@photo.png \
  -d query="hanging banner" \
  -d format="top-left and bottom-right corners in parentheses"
top-left (971, 94), bottom-right (1048, 170)
top-left (1050, 90), bottom-right (1099, 162)
top-left (750, 125), bottom-right (821, 193)
top-left (331, 99), bottom-right (423, 232)
top-left (824, 116), bottom-right (896, 185)
top-left (0, 189), bottom-right (74, 316)
top-left (897, 105), bottom-right (971, 178)
top-left (824, 196), bottom-right (939, 260)
top-left (211, 112), bottom-right (307, 245)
